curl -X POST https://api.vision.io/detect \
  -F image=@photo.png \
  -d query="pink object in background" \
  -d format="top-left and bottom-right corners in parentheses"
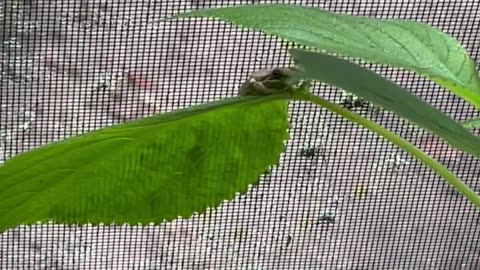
top-left (126, 70), bottom-right (154, 92)
top-left (110, 69), bottom-right (160, 121)
top-left (417, 134), bottom-right (462, 164)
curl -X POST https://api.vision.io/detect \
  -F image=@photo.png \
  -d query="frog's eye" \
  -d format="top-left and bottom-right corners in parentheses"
top-left (263, 79), bottom-right (290, 89)
top-left (271, 67), bottom-right (295, 77)
top-left (271, 69), bottom-right (286, 76)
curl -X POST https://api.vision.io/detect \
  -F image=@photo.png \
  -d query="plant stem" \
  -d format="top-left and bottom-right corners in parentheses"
top-left (292, 90), bottom-right (480, 209)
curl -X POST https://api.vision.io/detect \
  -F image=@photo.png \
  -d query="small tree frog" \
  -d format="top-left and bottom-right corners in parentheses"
top-left (238, 67), bottom-right (301, 96)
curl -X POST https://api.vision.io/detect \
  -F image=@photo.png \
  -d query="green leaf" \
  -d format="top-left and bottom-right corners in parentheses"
top-left (0, 96), bottom-right (289, 233)
top-left (292, 90), bottom-right (480, 208)
top-left (290, 48), bottom-right (480, 160)
top-left (462, 117), bottom-right (480, 129)
top-left (176, 4), bottom-right (480, 108)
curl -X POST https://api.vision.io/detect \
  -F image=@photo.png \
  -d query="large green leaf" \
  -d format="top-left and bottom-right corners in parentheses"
top-left (0, 96), bottom-right (289, 233)
top-left (290, 49), bottom-right (480, 160)
top-left (177, 4), bottom-right (480, 109)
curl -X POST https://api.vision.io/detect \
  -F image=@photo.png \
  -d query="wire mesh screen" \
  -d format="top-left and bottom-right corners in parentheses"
top-left (1, 0), bottom-right (479, 269)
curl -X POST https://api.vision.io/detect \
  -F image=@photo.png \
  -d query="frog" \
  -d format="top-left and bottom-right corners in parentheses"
top-left (238, 67), bottom-right (303, 96)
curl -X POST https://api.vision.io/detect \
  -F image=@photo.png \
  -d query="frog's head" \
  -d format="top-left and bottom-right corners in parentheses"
top-left (239, 67), bottom-right (301, 96)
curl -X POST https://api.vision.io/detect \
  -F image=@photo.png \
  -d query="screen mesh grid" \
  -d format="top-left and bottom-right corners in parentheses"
top-left (0, 0), bottom-right (479, 269)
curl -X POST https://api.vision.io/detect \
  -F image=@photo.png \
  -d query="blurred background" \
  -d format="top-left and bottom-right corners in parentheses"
top-left (0, 0), bottom-right (479, 269)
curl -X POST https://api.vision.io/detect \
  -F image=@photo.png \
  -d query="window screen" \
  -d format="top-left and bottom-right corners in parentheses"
top-left (0, 0), bottom-right (479, 269)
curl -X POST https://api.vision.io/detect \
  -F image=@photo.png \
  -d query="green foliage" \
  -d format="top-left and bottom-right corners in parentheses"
top-left (178, 4), bottom-right (480, 109)
top-left (292, 90), bottom-right (480, 208)
top-left (178, 4), bottom-right (480, 208)
top-left (1, 4), bottom-right (480, 233)
top-left (0, 97), bottom-right (289, 233)
top-left (289, 49), bottom-right (480, 160)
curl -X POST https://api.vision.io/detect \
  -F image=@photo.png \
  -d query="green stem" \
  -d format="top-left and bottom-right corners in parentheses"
top-left (292, 90), bottom-right (480, 209)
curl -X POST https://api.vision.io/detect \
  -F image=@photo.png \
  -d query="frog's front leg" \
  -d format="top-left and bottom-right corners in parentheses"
top-left (296, 79), bottom-right (312, 92)
top-left (251, 81), bottom-right (285, 95)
